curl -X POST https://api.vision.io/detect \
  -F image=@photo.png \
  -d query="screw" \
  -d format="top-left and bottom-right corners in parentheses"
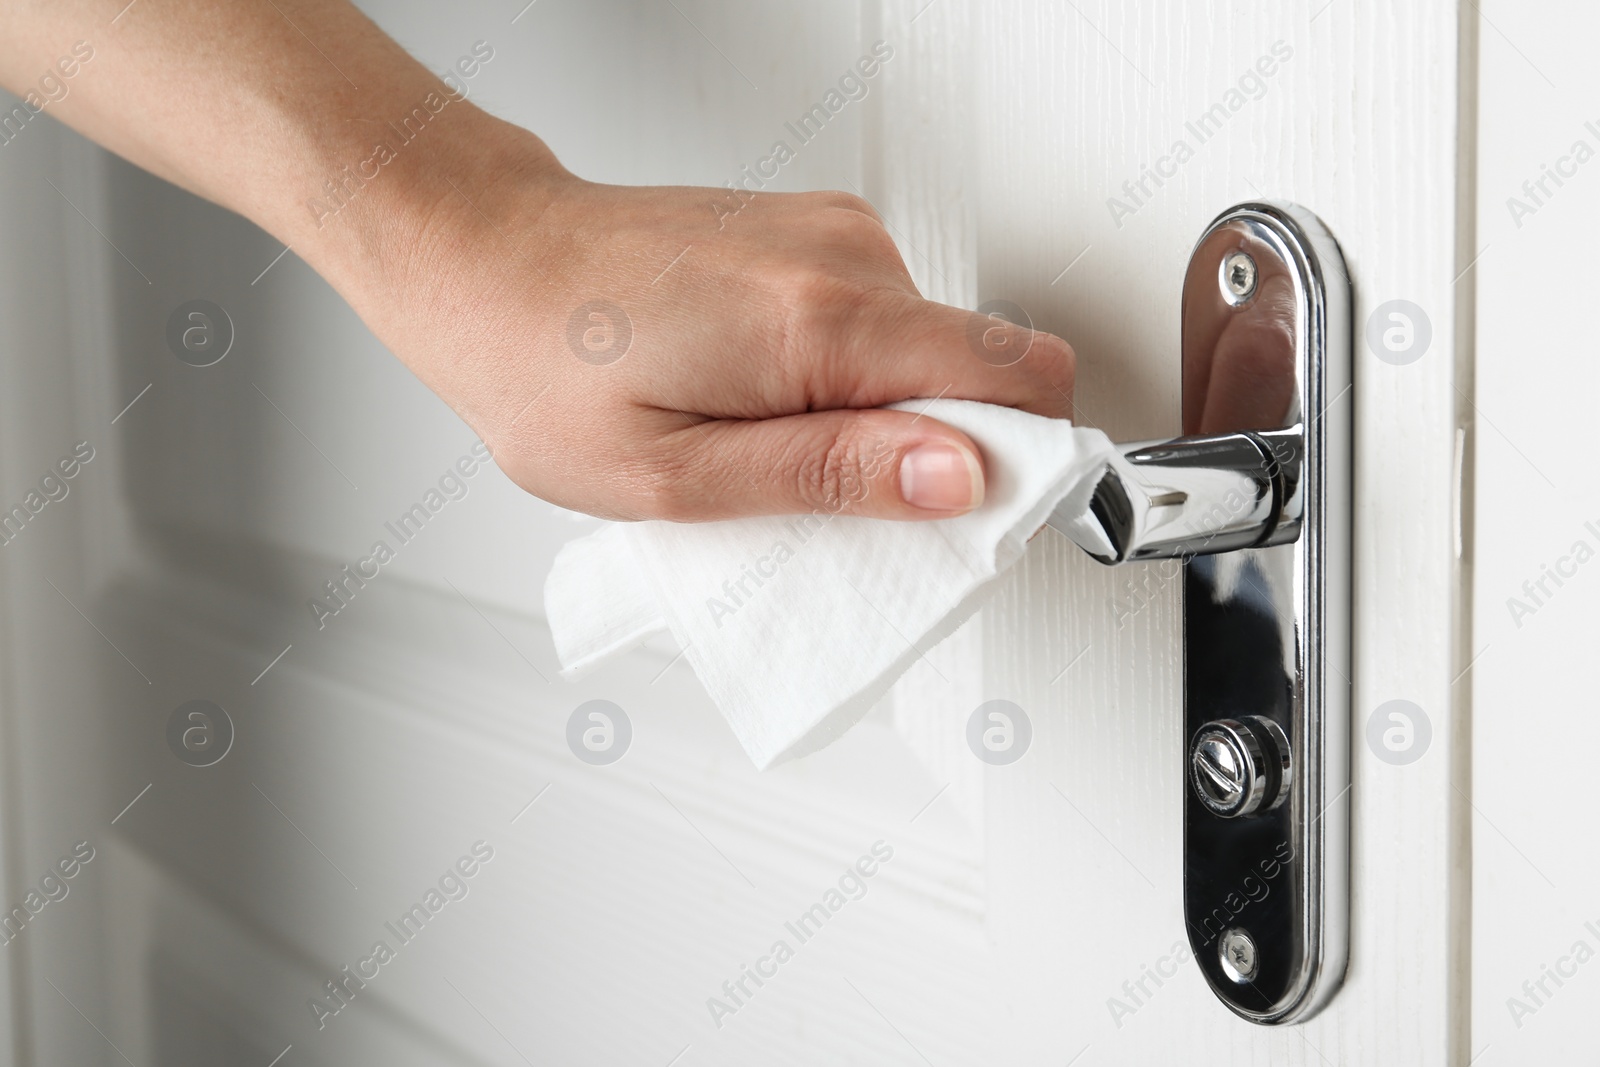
top-left (1221, 251), bottom-right (1257, 301)
top-left (1218, 927), bottom-right (1258, 983)
top-left (1192, 730), bottom-right (1247, 811)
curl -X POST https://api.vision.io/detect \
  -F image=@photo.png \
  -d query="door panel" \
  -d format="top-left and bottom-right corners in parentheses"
top-left (883, 1), bottom-right (1468, 1062)
top-left (1471, 2), bottom-right (1600, 1062)
top-left (0, 1), bottom-right (1472, 1064)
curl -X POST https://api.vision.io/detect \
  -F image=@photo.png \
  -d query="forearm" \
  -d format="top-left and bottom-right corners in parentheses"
top-left (0, 0), bottom-right (561, 296)
top-left (0, 3), bottom-right (1073, 523)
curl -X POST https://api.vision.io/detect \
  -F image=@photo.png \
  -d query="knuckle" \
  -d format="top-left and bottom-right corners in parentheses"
top-left (1024, 331), bottom-right (1077, 415)
top-left (810, 190), bottom-right (880, 221)
top-left (816, 206), bottom-right (899, 258)
top-left (773, 267), bottom-right (871, 361)
top-left (843, 197), bottom-right (883, 226)
top-left (795, 415), bottom-right (877, 512)
top-left (1029, 330), bottom-right (1077, 379)
top-left (636, 479), bottom-right (692, 522)
top-left (619, 444), bottom-right (700, 522)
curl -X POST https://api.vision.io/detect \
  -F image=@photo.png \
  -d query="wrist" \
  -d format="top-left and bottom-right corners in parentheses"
top-left (284, 103), bottom-right (572, 313)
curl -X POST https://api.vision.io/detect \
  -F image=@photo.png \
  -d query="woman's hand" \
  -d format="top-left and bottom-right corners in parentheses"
top-left (1, 1), bottom-right (1075, 523)
top-left (340, 121), bottom-right (1077, 522)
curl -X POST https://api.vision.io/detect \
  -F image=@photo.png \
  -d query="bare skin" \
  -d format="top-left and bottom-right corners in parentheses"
top-left (0, 0), bottom-right (1076, 521)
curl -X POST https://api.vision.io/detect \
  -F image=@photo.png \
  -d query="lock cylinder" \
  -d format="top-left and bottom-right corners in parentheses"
top-left (1189, 717), bottom-right (1292, 818)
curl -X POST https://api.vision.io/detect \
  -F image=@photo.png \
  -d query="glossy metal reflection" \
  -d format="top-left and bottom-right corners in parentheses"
top-left (1051, 201), bottom-right (1350, 1025)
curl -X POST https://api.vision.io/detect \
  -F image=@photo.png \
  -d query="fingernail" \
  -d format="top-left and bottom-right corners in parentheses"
top-left (899, 442), bottom-right (984, 513)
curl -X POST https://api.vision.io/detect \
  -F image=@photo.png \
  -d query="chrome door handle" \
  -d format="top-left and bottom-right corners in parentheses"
top-left (1054, 429), bottom-right (1300, 564)
top-left (1052, 202), bottom-right (1351, 1025)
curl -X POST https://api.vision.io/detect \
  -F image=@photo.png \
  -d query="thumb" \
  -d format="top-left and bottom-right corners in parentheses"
top-left (663, 407), bottom-right (986, 521)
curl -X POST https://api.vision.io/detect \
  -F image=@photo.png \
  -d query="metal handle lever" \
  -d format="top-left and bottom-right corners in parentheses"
top-left (1051, 429), bottom-right (1301, 564)
top-left (1046, 201), bottom-right (1351, 1026)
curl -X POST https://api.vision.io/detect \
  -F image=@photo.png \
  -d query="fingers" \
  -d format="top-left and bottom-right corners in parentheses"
top-left (643, 407), bottom-right (987, 522)
top-left (744, 193), bottom-right (1078, 419)
top-left (876, 291), bottom-right (1079, 418)
top-left (779, 284), bottom-right (1078, 420)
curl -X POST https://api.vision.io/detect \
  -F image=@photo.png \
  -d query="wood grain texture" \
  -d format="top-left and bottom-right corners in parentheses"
top-left (12, 9), bottom-right (1006, 1064)
top-left (0, 0), bottom-right (1476, 1063)
top-left (873, 0), bottom-right (1471, 1061)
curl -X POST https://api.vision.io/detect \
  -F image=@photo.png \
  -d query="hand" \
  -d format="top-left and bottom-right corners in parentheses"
top-left (343, 122), bottom-right (1078, 522)
top-left (0, 1), bottom-right (1075, 524)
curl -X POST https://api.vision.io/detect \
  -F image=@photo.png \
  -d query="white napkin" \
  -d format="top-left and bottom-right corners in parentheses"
top-left (543, 399), bottom-right (1114, 768)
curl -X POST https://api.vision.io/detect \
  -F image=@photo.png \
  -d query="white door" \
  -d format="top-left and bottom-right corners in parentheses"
top-left (1470, 1), bottom-right (1600, 1062)
top-left (0, 1), bottom-right (1492, 1064)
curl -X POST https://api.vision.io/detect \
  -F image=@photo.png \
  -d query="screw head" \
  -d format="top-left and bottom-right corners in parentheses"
top-left (1192, 728), bottom-right (1250, 813)
top-left (1218, 927), bottom-right (1258, 983)
top-left (1220, 251), bottom-right (1257, 302)
top-left (1189, 717), bottom-right (1291, 818)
